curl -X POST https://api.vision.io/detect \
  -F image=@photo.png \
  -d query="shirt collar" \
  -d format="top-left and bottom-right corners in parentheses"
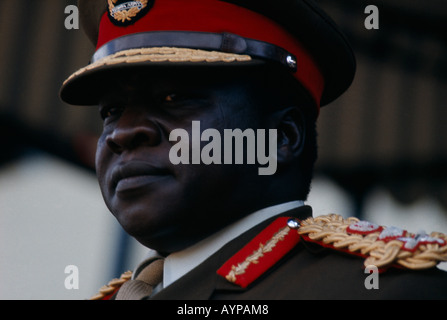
top-left (162, 200), bottom-right (304, 288)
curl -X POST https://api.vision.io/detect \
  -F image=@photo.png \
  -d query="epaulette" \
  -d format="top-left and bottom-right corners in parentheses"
top-left (217, 214), bottom-right (447, 288)
top-left (89, 271), bottom-right (132, 300)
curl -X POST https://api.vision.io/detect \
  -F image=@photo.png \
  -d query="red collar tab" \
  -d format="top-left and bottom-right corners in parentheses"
top-left (217, 217), bottom-right (301, 288)
top-left (218, 214), bottom-right (447, 288)
top-left (97, 0), bottom-right (324, 108)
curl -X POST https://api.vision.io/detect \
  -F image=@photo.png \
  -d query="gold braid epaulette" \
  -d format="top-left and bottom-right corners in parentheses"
top-left (297, 214), bottom-right (447, 270)
top-left (89, 271), bottom-right (133, 300)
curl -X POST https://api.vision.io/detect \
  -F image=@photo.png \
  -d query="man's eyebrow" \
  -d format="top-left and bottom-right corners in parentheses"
top-left (98, 92), bottom-right (128, 106)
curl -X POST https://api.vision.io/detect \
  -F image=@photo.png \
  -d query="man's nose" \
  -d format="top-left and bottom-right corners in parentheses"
top-left (105, 114), bottom-right (162, 154)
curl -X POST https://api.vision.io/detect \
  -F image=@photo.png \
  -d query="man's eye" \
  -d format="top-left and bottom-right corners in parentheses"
top-left (163, 93), bottom-right (205, 105)
top-left (100, 106), bottom-right (124, 120)
top-left (164, 93), bottom-right (179, 103)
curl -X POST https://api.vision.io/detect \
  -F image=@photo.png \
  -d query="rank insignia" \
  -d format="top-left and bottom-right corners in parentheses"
top-left (217, 217), bottom-right (301, 288)
top-left (346, 220), bottom-right (383, 235)
top-left (298, 214), bottom-right (447, 271)
top-left (218, 214), bottom-right (447, 288)
top-left (108, 0), bottom-right (154, 26)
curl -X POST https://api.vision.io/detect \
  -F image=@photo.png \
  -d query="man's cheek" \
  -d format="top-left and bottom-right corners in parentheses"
top-left (95, 144), bottom-right (110, 190)
top-left (95, 134), bottom-right (110, 166)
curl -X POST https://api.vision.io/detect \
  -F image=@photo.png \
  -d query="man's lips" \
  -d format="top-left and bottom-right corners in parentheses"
top-left (110, 161), bottom-right (171, 193)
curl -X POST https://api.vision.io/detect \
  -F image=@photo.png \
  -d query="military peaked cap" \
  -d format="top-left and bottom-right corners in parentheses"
top-left (60, 0), bottom-right (356, 111)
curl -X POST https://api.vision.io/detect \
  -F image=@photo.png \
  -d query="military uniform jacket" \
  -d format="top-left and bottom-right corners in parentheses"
top-left (146, 206), bottom-right (447, 300)
top-left (94, 206), bottom-right (447, 300)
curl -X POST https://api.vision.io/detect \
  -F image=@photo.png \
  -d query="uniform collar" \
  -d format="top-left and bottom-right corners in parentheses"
top-left (162, 200), bottom-right (304, 289)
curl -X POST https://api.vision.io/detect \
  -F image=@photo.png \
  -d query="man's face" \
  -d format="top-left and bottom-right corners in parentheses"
top-left (95, 68), bottom-right (267, 252)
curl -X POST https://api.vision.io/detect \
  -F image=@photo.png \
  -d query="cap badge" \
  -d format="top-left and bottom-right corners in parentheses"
top-left (108, 0), bottom-right (154, 26)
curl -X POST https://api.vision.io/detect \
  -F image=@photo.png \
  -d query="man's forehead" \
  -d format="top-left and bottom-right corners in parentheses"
top-left (98, 68), bottom-right (260, 101)
top-left (106, 67), bottom-right (263, 91)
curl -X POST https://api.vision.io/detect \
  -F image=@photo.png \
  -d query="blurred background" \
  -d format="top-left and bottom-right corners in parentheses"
top-left (0, 0), bottom-right (446, 299)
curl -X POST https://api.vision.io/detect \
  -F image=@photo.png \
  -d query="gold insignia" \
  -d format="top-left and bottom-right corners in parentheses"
top-left (225, 226), bottom-right (291, 283)
top-left (62, 47), bottom-right (252, 87)
top-left (298, 214), bottom-right (447, 270)
top-left (108, 0), bottom-right (151, 25)
top-left (217, 217), bottom-right (301, 288)
top-left (89, 270), bottom-right (133, 300)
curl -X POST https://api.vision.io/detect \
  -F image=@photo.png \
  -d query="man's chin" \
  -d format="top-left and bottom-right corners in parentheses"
top-left (130, 226), bottom-right (203, 253)
top-left (115, 211), bottom-right (218, 252)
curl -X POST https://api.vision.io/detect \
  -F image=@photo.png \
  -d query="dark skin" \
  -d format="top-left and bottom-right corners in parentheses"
top-left (95, 68), bottom-right (305, 253)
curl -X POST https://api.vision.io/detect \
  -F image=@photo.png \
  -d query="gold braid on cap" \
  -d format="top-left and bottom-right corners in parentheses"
top-left (63, 47), bottom-right (251, 86)
top-left (298, 214), bottom-right (447, 270)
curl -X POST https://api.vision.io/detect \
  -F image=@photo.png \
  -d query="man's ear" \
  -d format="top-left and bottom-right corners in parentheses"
top-left (269, 106), bottom-right (306, 165)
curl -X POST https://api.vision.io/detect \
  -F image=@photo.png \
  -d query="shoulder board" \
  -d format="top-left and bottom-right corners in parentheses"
top-left (89, 270), bottom-right (132, 300)
top-left (217, 214), bottom-right (447, 288)
top-left (298, 214), bottom-right (447, 271)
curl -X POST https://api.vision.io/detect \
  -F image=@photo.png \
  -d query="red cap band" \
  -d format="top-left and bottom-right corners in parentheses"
top-left (97, 0), bottom-right (324, 106)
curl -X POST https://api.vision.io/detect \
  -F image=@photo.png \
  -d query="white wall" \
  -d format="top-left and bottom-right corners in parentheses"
top-left (0, 153), bottom-right (147, 300)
